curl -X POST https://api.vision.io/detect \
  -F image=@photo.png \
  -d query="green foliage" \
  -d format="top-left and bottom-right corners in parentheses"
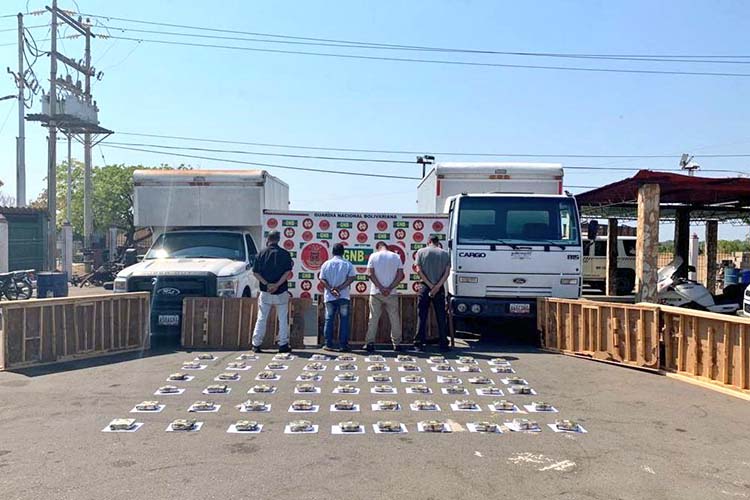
top-left (717, 239), bottom-right (750, 253)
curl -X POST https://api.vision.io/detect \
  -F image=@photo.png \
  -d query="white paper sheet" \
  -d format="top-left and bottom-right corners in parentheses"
top-left (329, 404), bottom-right (361, 412)
top-left (296, 375), bottom-right (322, 382)
top-left (367, 367), bottom-right (391, 372)
top-left (397, 366), bottom-right (422, 372)
top-left (332, 425), bottom-right (365, 434)
top-left (165, 422), bottom-right (204, 432)
top-left (416, 422), bottom-right (451, 433)
top-left (440, 388), bottom-right (468, 395)
top-left (547, 423), bottom-right (588, 434)
top-left (367, 376), bottom-right (393, 383)
top-left (409, 403), bottom-right (442, 412)
top-left (284, 425), bottom-right (319, 434)
top-left (487, 360), bottom-right (511, 367)
top-left (130, 405), bottom-right (166, 413)
top-left (370, 387), bottom-right (397, 394)
top-left (501, 378), bottom-right (528, 385)
top-left (287, 405), bottom-right (320, 413)
top-left (265, 365), bottom-right (289, 371)
top-left (334, 376), bottom-right (359, 383)
top-left (236, 354), bottom-right (258, 361)
top-left (371, 403), bottom-right (401, 411)
top-left (450, 403), bottom-right (482, 412)
top-left (255, 375), bottom-right (280, 381)
top-left (405, 387), bottom-right (433, 394)
top-left (508, 387), bottom-right (537, 395)
top-left (505, 421), bottom-right (542, 433)
top-left (188, 404), bottom-right (221, 413)
top-left (372, 423), bottom-right (407, 434)
top-left (334, 365), bottom-right (358, 371)
top-left (227, 423), bottom-right (263, 434)
top-left (247, 387), bottom-right (277, 394)
top-left (437, 376), bottom-right (462, 384)
top-left (214, 375), bottom-right (241, 382)
top-left (182, 364), bottom-right (207, 371)
top-left (430, 366), bottom-right (454, 373)
top-left (226, 366), bottom-right (251, 371)
top-left (523, 405), bottom-right (559, 413)
top-left (475, 388), bottom-right (504, 397)
top-left (202, 388), bottom-right (232, 395)
top-left (303, 365), bottom-right (327, 371)
top-left (364, 357), bottom-right (386, 363)
top-left (425, 359), bottom-right (447, 365)
top-left (490, 367), bottom-right (515, 374)
top-left (466, 423), bottom-right (502, 434)
top-left (154, 388), bottom-right (185, 396)
top-left (193, 356), bottom-right (216, 362)
top-left (401, 376), bottom-right (426, 383)
top-left (458, 367), bottom-right (482, 373)
top-left (273, 355), bottom-right (296, 361)
top-left (101, 422), bottom-right (144, 433)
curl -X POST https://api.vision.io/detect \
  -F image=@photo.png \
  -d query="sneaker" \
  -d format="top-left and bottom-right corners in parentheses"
top-left (340, 345), bottom-right (351, 353)
top-left (411, 343), bottom-right (424, 352)
top-left (394, 344), bottom-right (406, 352)
top-left (278, 344), bottom-right (292, 353)
top-left (364, 343), bottom-right (376, 353)
top-left (252, 345), bottom-right (263, 353)
top-left (322, 345), bottom-right (338, 352)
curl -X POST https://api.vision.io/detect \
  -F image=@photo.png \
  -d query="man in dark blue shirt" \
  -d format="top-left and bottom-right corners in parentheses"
top-left (251, 230), bottom-right (294, 353)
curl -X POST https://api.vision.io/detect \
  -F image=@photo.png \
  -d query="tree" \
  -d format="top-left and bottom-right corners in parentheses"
top-left (31, 162), bottom-right (191, 247)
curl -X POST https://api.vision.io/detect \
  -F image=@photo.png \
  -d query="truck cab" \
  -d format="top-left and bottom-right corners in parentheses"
top-left (446, 192), bottom-right (582, 320)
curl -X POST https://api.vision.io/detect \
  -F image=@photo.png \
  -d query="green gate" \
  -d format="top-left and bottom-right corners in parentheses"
top-left (1, 207), bottom-right (48, 271)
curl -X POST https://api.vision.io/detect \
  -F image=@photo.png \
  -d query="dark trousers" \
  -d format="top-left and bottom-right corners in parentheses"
top-left (416, 284), bottom-right (448, 346)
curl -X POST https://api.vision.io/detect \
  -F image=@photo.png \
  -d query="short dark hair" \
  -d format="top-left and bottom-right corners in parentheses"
top-left (375, 241), bottom-right (387, 250)
top-left (267, 230), bottom-right (280, 243)
top-left (332, 243), bottom-right (345, 256)
top-left (429, 235), bottom-right (440, 245)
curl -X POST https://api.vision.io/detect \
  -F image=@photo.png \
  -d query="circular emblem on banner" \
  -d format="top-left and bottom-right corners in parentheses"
top-left (395, 228), bottom-right (406, 240)
top-left (357, 233), bottom-right (368, 243)
top-left (413, 220), bottom-right (424, 231)
top-left (339, 241), bottom-right (349, 247)
top-left (387, 244), bottom-right (406, 264)
top-left (300, 242), bottom-right (329, 271)
top-left (432, 221), bottom-right (444, 232)
top-left (302, 218), bottom-right (314, 229)
top-left (283, 239), bottom-right (295, 250)
top-left (412, 282), bottom-right (421, 292)
top-left (356, 266), bottom-right (368, 273)
top-left (267, 218), bottom-right (278, 229)
top-left (413, 232), bottom-right (424, 243)
top-left (377, 220), bottom-right (388, 231)
top-left (319, 219), bottom-right (330, 230)
top-left (355, 282), bottom-right (368, 293)
top-left (300, 291), bottom-right (311, 299)
top-left (302, 230), bottom-right (313, 242)
top-left (339, 229), bottom-right (350, 240)
top-left (284, 227), bottom-right (295, 238)
top-left (300, 280), bottom-right (312, 291)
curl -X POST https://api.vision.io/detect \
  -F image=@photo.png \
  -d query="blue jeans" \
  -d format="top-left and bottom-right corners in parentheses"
top-left (324, 298), bottom-right (350, 348)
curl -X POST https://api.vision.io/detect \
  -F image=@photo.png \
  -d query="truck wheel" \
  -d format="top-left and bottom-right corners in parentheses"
top-left (615, 270), bottom-right (635, 295)
top-left (242, 287), bottom-right (251, 298)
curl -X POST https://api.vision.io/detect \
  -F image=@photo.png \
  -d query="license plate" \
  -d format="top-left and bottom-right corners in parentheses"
top-left (158, 314), bottom-right (180, 326)
top-left (509, 303), bottom-right (531, 314)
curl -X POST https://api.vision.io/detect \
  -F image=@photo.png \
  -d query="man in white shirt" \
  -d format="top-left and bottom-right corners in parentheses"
top-left (319, 243), bottom-right (356, 352)
top-left (364, 241), bottom-right (405, 352)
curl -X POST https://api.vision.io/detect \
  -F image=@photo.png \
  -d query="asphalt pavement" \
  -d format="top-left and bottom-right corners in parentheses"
top-left (0, 341), bottom-right (748, 500)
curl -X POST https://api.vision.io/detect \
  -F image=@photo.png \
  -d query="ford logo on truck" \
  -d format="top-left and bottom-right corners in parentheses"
top-left (459, 252), bottom-right (487, 258)
top-left (156, 287), bottom-right (181, 296)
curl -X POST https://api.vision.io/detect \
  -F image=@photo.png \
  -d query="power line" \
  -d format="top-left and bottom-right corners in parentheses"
top-left (114, 131), bottom-right (750, 160)
top-left (98, 35), bottom-right (750, 78)
top-left (99, 144), bottom-right (423, 180)
top-left (76, 12), bottom-right (750, 61)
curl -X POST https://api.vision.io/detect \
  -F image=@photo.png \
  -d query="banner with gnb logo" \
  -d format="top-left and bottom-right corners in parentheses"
top-left (263, 210), bottom-right (449, 298)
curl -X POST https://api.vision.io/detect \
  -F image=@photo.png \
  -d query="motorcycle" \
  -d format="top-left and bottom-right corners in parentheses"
top-left (657, 257), bottom-right (740, 314)
top-left (0, 270), bottom-right (34, 300)
top-left (78, 261), bottom-right (124, 288)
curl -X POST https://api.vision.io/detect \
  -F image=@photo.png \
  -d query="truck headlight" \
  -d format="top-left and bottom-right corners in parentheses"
top-left (217, 277), bottom-right (239, 297)
top-left (470, 304), bottom-right (482, 314)
top-left (456, 303), bottom-right (467, 313)
top-left (113, 277), bottom-right (128, 293)
top-left (560, 278), bottom-right (578, 285)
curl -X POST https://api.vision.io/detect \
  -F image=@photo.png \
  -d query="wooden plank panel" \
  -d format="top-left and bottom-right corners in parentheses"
top-left (6, 308), bottom-right (24, 365)
top-left (40, 305), bottom-right (55, 362)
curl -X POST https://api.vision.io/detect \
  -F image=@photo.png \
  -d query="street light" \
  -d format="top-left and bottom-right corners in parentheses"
top-left (416, 155), bottom-right (435, 178)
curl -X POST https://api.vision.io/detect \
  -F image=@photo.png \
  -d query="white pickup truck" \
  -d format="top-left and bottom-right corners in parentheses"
top-left (114, 169), bottom-right (289, 339)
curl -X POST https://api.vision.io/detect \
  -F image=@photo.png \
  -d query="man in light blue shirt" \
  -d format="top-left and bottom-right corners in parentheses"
top-left (319, 243), bottom-right (357, 351)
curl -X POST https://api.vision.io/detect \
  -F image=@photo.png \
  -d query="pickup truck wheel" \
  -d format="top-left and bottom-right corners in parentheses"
top-left (242, 287), bottom-right (251, 298)
top-left (615, 270), bottom-right (635, 296)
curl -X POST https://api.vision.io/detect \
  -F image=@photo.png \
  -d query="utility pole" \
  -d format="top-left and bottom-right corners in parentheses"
top-left (47, 0), bottom-right (58, 271)
top-left (16, 13), bottom-right (25, 207)
top-left (83, 24), bottom-right (92, 248)
top-left (66, 134), bottom-right (72, 223)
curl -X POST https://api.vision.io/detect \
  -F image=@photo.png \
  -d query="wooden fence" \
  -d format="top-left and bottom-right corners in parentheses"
top-left (538, 297), bottom-right (750, 396)
top-left (538, 298), bottom-right (660, 370)
top-left (181, 297), bottom-right (309, 350)
top-left (316, 295), bottom-right (443, 346)
top-left (0, 292), bottom-right (150, 370)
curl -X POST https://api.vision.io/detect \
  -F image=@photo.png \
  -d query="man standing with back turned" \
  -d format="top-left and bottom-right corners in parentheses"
top-left (365, 241), bottom-right (405, 352)
top-left (319, 243), bottom-right (356, 352)
top-left (414, 235), bottom-right (451, 351)
top-left (251, 230), bottom-right (293, 353)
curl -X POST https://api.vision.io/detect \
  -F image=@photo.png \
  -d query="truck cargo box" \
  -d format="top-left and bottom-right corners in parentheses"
top-left (133, 169), bottom-right (289, 228)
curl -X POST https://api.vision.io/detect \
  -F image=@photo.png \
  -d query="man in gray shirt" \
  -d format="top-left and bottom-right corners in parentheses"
top-left (414, 235), bottom-right (451, 351)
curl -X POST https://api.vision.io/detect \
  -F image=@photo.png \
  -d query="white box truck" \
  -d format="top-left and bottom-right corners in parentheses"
top-left (417, 163), bottom-right (582, 324)
top-left (113, 169), bottom-right (289, 339)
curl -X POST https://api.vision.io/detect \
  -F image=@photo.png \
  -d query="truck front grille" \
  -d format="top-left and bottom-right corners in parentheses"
top-left (485, 285), bottom-right (553, 297)
top-left (128, 275), bottom-right (217, 307)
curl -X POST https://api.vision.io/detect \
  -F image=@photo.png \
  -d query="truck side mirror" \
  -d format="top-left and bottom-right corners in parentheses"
top-left (247, 254), bottom-right (256, 268)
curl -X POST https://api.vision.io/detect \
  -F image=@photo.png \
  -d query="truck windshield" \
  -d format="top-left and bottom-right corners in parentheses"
top-left (145, 232), bottom-right (247, 260)
top-left (457, 197), bottom-right (580, 246)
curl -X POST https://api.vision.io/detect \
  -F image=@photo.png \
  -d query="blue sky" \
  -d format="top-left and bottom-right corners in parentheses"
top-left (0, 0), bottom-right (748, 239)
